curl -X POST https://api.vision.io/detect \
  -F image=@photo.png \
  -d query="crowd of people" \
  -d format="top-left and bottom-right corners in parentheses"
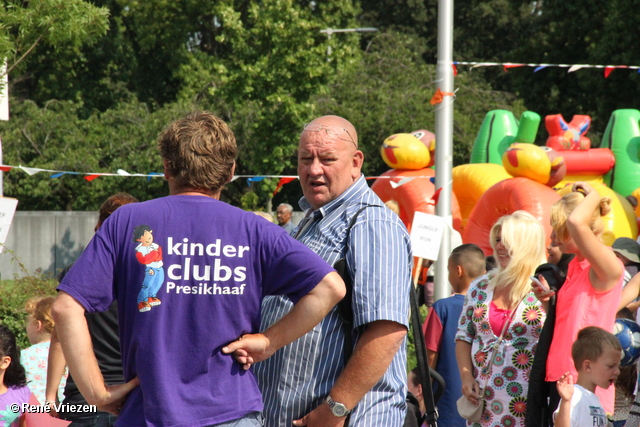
top-left (1, 110), bottom-right (640, 427)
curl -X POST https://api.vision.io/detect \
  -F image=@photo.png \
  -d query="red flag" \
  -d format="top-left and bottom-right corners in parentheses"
top-left (0, 166), bottom-right (11, 172)
top-left (452, 64), bottom-right (458, 76)
top-left (272, 177), bottom-right (295, 196)
top-left (604, 67), bottom-right (615, 78)
top-left (428, 187), bottom-right (443, 206)
top-left (84, 174), bottom-right (100, 182)
top-left (503, 64), bottom-right (525, 72)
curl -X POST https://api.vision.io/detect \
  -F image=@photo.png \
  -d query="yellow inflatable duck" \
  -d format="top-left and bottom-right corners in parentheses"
top-left (502, 143), bottom-right (566, 186)
top-left (381, 133), bottom-right (431, 170)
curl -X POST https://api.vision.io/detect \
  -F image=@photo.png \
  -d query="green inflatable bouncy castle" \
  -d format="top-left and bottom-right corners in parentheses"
top-left (470, 110), bottom-right (541, 164)
top-left (602, 109), bottom-right (640, 196)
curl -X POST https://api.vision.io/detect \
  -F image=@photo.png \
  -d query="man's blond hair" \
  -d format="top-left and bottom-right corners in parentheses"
top-left (159, 111), bottom-right (237, 192)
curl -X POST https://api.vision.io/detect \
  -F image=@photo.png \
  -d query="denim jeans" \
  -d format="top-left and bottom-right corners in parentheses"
top-left (208, 412), bottom-right (264, 427)
top-left (62, 412), bottom-right (118, 427)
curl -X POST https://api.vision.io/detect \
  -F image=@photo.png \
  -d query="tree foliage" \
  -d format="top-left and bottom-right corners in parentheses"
top-left (497, 0), bottom-right (640, 140)
top-left (0, 0), bottom-right (109, 78)
top-left (314, 32), bottom-right (526, 173)
top-left (2, 0), bottom-right (364, 210)
top-left (4, 0), bottom-right (638, 211)
top-left (0, 99), bottom-right (193, 209)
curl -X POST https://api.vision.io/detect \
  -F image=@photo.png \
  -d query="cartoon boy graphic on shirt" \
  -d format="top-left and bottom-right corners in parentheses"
top-left (133, 225), bottom-right (164, 312)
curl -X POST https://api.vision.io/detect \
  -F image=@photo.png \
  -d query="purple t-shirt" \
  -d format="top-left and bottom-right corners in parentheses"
top-left (0, 385), bottom-right (31, 426)
top-left (58, 195), bottom-right (334, 427)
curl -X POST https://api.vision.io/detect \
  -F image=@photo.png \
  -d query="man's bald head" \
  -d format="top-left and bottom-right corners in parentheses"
top-left (297, 115), bottom-right (363, 210)
top-left (304, 115), bottom-right (358, 149)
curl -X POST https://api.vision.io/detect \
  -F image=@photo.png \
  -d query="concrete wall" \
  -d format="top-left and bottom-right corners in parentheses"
top-left (0, 212), bottom-right (98, 280)
top-left (0, 210), bottom-right (305, 280)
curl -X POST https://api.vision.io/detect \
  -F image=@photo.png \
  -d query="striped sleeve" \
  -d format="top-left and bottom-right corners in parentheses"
top-left (348, 213), bottom-right (412, 329)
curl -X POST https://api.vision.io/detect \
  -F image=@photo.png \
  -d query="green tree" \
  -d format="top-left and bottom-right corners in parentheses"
top-left (0, 98), bottom-right (196, 210)
top-left (359, 0), bottom-right (540, 64)
top-left (314, 31), bottom-right (526, 174)
top-left (0, 0), bottom-right (109, 77)
top-left (174, 0), bottom-right (363, 206)
top-left (11, 0), bottom-right (138, 116)
top-left (3, 0), bottom-right (364, 210)
top-left (500, 0), bottom-right (640, 141)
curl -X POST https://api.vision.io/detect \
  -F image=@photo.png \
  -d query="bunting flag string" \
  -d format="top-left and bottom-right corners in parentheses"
top-left (0, 164), bottom-right (436, 189)
top-left (453, 61), bottom-right (640, 78)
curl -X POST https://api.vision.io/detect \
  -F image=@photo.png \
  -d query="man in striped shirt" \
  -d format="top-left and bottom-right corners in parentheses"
top-left (256, 115), bottom-right (413, 426)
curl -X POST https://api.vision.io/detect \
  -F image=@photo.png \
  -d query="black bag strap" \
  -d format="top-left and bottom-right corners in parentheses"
top-left (410, 282), bottom-right (438, 427)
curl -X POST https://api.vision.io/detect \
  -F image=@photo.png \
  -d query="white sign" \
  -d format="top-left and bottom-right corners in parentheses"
top-left (0, 197), bottom-right (18, 253)
top-left (410, 211), bottom-right (445, 261)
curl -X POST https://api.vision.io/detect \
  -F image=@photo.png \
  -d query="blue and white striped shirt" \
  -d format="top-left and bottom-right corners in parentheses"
top-left (255, 175), bottom-right (413, 427)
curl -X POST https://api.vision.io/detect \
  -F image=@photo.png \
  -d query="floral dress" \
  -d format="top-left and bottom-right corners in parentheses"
top-left (21, 341), bottom-right (67, 404)
top-left (455, 275), bottom-right (546, 427)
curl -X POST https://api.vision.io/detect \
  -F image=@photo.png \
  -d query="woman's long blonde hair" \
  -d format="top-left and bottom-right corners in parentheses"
top-left (489, 211), bottom-right (546, 308)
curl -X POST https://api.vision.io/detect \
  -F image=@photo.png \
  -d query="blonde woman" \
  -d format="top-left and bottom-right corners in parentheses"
top-left (534, 182), bottom-right (624, 421)
top-left (456, 210), bottom-right (547, 427)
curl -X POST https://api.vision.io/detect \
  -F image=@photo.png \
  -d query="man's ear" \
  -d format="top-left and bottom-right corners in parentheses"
top-left (163, 159), bottom-right (171, 181)
top-left (227, 162), bottom-right (236, 184)
top-left (352, 150), bottom-right (364, 175)
top-left (456, 265), bottom-right (464, 279)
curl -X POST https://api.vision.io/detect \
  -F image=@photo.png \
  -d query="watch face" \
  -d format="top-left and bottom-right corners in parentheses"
top-left (332, 403), bottom-right (348, 417)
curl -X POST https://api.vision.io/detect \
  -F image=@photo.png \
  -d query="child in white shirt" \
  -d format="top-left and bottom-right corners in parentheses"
top-left (554, 326), bottom-right (622, 427)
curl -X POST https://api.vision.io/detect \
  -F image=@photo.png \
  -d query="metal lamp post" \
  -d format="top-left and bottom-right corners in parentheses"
top-left (320, 27), bottom-right (378, 57)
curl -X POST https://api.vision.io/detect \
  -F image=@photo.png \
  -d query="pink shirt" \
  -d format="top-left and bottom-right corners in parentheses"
top-left (546, 256), bottom-right (624, 413)
top-left (489, 301), bottom-right (513, 335)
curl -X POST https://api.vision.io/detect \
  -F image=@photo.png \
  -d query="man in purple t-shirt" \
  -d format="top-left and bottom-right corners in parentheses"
top-left (52, 112), bottom-right (345, 427)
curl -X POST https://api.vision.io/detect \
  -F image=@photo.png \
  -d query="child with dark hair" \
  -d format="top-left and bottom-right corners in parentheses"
top-left (423, 243), bottom-right (486, 427)
top-left (0, 325), bottom-right (31, 426)
top-left (554, 326), bottom-right (622, 427)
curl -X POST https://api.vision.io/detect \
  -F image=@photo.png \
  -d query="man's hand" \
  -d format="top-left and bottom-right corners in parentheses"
top-left (222, 334), bottom-right (276, 370)
top-left (94, 377), bottom-right (140, 415)
top-left (293, 402), bottom-right (346, 427)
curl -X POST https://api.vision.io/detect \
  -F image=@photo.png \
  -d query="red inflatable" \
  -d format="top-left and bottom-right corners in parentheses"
top-left (371, 168), bottom-right (462, 233)
top-left (558, 149), bottom-right (616, 176)
top-left (546, 114), bottom-right (591, 151)
top-left (463, 178), bottom-right (560, 255)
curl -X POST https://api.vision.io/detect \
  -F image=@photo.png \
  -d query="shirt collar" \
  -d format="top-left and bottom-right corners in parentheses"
top-left (298, 174), bottom-right (367, 218)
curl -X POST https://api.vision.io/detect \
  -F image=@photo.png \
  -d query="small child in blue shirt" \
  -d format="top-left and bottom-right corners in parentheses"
top-left (422, 244), bottom-right (486, 426)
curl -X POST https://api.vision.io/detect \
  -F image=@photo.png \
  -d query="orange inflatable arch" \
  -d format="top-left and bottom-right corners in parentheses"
top-left (463, 178), bottom-right (560, 255)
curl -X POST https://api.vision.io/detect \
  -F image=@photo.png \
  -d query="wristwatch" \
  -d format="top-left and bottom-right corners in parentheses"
top-left (325, 395), bottom-right (351, 417)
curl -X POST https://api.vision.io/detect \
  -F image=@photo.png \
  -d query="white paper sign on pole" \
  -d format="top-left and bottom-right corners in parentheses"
top-left (410, 211), bottom-right (446, 261)
top-left (0, 197), bottom-right (18, 253)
